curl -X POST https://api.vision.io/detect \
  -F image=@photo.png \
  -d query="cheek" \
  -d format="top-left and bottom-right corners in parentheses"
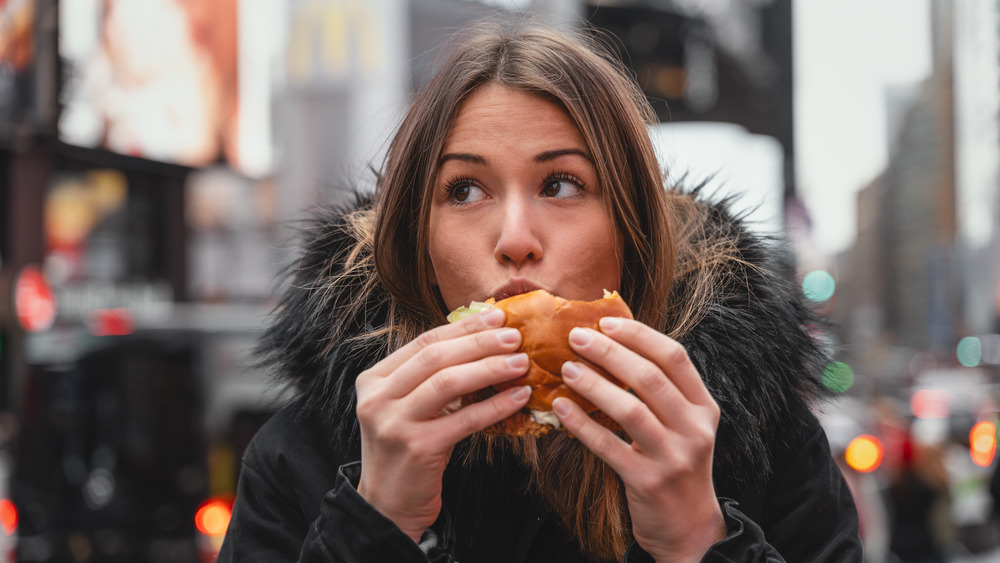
top-left (428, 227), bottom-right (479, 310)
top-left (564, 218), bottom-right (623, 293)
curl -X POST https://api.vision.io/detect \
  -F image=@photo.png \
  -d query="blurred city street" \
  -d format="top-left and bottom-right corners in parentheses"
top-left (2, 0), bottom-right (1000, 561)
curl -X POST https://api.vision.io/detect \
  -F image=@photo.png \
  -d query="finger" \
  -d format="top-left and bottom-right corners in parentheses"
top-left (560, 360), bottom-right (670, 454)
top-left (430, 385), bottom-right (532, 444)
top-left (408, 353), bottom-right (529, 419)
top-left (598, 317), bottom-right (714, 406)
top-left (366, 307), bottom-right (508, 378)
top-left (551, 396), bottom-right (633, 475)
top-left (568, 327), bottom-right (691, 428)
top-left (383, 324), bottom-right (522, 399)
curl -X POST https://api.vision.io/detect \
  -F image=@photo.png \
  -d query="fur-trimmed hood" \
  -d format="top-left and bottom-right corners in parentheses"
top-left (256, 189), bottom-right (831, 485)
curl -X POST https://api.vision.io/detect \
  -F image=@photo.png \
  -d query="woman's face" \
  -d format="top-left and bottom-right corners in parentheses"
top-left (428, 83), bottom-right (623, 312)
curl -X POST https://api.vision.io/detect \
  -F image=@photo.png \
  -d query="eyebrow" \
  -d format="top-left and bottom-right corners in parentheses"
top-left (437, 148), bottom-right (594, 167)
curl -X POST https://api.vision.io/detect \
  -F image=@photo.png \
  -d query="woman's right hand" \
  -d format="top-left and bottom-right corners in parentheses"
top-left (354, 307), bottom-right (531, 543)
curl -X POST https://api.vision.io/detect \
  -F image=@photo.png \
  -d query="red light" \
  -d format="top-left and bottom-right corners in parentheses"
top-left (0, 499), bottom-right (17, 535)
top-left (910, 389), bottom-right (950, 419)
top-left (195, 498), bottom-right (232, 538)
top-left (845, 435), bottom-right (884, 473)
top-left (970, 421), bottom-right (996, 467)
top-left (89, 308), bottom-right (134, 336)
top-left (14, 265), bottom-right (56, 333)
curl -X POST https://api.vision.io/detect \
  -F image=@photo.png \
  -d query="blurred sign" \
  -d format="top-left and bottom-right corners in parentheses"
top-left (54, 281), bottom-right (172, 322)
top-left (287, 0), bottom-right (384, 83)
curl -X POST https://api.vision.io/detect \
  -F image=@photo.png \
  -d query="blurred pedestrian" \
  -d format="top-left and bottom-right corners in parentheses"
top-left (888, 434), bottom-right (953, 563)
top-left (218, 18), bottom-right (862, 562)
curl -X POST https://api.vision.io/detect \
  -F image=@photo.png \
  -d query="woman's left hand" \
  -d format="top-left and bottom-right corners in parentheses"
top-left (552, 316), bottom-right (726, 563)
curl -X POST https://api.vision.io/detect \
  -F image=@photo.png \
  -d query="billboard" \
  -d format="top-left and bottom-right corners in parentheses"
top-left (57, 0), bottom-right (278, 176)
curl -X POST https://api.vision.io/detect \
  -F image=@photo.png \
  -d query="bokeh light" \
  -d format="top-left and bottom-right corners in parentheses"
top-left (957, 336), bottom-right (982, 367)
top-left (802, 270), bottom-right (836, 303)
top-left (845, 435), bottom-right (883, 473)
top-left (0, 499), bottom-right (17, 535)
top-left (822, 361), bottom-right (855, 392)
top-left (195, 498), bottom-right (232, 537)
top-left (970, 421), bottom-right (997, 467)
top-left (910, 388), bottom-right (950, 419)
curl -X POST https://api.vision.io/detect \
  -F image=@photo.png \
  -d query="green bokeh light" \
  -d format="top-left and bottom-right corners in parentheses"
top-left (823, 362), bottom-right (854, 393)
top-left (957, 337), bottom-right (982, 367)
top-left (803, 270), bottom-right (836, 303)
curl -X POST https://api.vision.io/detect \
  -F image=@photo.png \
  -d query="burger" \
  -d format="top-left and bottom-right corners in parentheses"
top-left (448, 289), bottom-right (633, 437)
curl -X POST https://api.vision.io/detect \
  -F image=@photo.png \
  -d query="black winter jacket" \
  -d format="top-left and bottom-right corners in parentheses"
top-left (218, 192), bottom-right (863, 562)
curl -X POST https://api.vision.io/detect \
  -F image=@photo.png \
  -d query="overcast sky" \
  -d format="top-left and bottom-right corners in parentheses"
top-left (794, 0), bottom-right (932, 256)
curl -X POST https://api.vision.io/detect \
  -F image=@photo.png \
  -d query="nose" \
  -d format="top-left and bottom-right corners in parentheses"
top-left (494, 196), bottom-right (543, 267)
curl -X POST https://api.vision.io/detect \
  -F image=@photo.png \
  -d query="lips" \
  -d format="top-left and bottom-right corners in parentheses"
top-left (491, 279), bottom-right (542, 301)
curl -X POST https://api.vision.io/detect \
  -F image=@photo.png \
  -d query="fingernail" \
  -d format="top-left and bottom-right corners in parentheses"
top-left (482, 308), bottom-right (505, 326)
top-left (569, 327), bottom-right (594, 346)
top-left (506, 353), bottom-right (528, 370)
top-left (552, 398), bottom-right (570, 416)
top-left (497, 328), bottom-right (520, 345)
top-left (511, 386), bottom-right (531, 402)
top-left (562, 361), bottom-right (582, 381)
top-left (599, 316), bottom-right (622, 331)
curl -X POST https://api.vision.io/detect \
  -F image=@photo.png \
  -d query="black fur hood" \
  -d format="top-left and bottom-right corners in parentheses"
top-left (256, 190), bottom-right (832, 485)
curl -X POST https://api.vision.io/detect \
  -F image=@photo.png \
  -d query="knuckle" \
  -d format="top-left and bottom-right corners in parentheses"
top-left (623, 318), bottom-right (645, 338)
top-left (492, 394), bottom-right (513, 417)
top-left (407, 433), bottom-right (432, 455)
top-left (595, 335), bottom-right (615, 357)
top-left (474, 330), bottom-right (494, 349)
top-left (635, 364), bottom-right (665, 393)
top-left (664, 340), bottom-right (691, 366)
top-left (672, 454), bottom-right (697, 478)
top-left (416, 342), bottom-right (445, 369)
top-left (413, 330), bottom-right (442, 351)
top-left (706, 401), bottom-right (721, 426)
top-left (430, 368), bottom-right (456, 396)
top-left (621, 401), bottom-right (648, 428)
top-left (591, 431), bottom-right (619, 458)
top-left (634, 470), bottom-right (663, 494)
top-left (690, 424), bottom-right (715, 454)
top-left (575, 369), bottom-right (598, 395)
top-left (456, 403), bottom-right (482, 430)
top-left (354, 390), bottom-right (380, 422)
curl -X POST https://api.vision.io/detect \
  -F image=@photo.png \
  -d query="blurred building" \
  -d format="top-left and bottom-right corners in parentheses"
top-left (836, 0), bottom-right (1000, 384)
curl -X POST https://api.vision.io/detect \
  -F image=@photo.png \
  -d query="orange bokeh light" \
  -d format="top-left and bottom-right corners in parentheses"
top-left (195, 498), bottom-right (232, 537)
top-left (970, 421), bottom-right (996, 467)
top-left (845, 435), bottom-right (884, 473)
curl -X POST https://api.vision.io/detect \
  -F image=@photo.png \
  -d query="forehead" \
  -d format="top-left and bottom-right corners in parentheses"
top-left (442, 84), bottom-right (588, 153)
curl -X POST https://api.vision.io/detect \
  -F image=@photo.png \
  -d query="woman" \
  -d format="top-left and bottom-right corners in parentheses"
top-left (218, 21), bottom-right (862, 562)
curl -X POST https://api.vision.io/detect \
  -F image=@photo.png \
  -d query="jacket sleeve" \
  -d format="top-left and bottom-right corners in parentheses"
top-left (625, 421), bottom-right (863, 563)
top-left (708, 420), bottom-right (862, 562)
top-left (217, 446), bottom-right (442, 562)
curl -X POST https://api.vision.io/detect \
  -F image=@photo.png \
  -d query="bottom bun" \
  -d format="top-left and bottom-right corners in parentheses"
top-left (461, 388), bottom-right (623, 437)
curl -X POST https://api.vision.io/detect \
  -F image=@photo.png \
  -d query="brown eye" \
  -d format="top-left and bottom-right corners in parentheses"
top-left (541, 178), bottom-right (583, 198)
top-left (445, 181), bottom-right (486, 204)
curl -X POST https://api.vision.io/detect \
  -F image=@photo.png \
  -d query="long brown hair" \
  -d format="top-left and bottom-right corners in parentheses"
top-left (330, 19), bottom-right (738, 562)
